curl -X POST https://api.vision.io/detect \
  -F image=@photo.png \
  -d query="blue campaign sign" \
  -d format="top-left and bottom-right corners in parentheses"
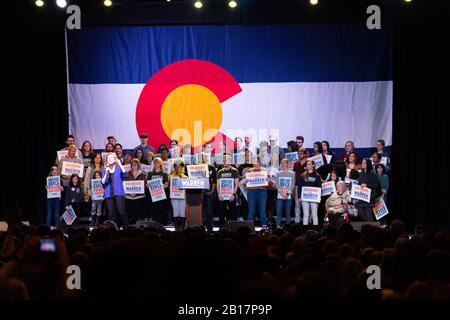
top-left (178, 178), bottom-right (210, 190)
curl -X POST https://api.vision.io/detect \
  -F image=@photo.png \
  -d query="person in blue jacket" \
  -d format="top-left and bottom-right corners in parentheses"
top-left (102, 153), bottom-right (129, 230)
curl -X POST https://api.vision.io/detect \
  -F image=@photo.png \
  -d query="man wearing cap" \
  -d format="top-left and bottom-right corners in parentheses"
top-left (134, 132), bottom-right (155, 161)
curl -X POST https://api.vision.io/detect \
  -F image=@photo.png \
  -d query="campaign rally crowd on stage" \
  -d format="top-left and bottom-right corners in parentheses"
top-left (47, 133), bottom-right (391, 231)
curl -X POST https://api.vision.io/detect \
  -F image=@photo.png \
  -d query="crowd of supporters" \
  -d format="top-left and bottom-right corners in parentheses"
top-left (48, 133), bottom-right (391, 231)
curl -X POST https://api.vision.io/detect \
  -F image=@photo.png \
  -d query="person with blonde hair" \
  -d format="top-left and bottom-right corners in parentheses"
top-left (325, 180), bottom-right (351, 228)
top-left (147, 157), bottom-right (170, 225)
top-left (170, 159), bottom-right (187, 230)
top-left (45, 166), bottom-right (64, 226)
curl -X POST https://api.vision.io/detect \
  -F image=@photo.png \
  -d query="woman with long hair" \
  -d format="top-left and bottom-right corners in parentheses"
top-left (297, 160), bottom-right (322, 226)
top-left (81, 140), bottom-right (94, 169)
top-left (124, 158), bottom-right (147, 224)
top-left (321, 140), bottom-right (336, 164)
top-left (170, 159), bottom-right (188, 230)
top-left (356, 158), bottom-right (382, 221)
top-left (345, 152), bottom-right (361, 176)
top-left (147, 157), bottom-right (170, 225)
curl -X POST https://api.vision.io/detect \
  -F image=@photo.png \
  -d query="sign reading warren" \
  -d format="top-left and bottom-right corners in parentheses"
top-left (351, 184), bottom-right (372, 203)
top-left (308, 155), bottom-right (324, 169)
top-left (321, 181), bottom-right (336, 197)
top-left (300, 187), bottom-right (322, 203)
top-left (187, 164), bottom-right (209, 178)
top-left (178, 178), bottom-right (210, 190)
top-left (61, 162), bottom-right (84, 178)
top-left (123, 180), bottom-right (145, 194)
top-left (245, 171), bottom-right (268, 188)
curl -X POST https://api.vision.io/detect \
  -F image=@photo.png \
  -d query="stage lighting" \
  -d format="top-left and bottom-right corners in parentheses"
top-left (404, 0), bottom-right (413, 3)
top-left (310, 0), bottom-right (318, 6)
top-left (104, 0), bottom-right (112, 6)
top-left (35, 0), bottom-right (44, 7)
top-left (194, 1), bottom-right (203, 9)
top-left (228, 0), bottom-right (237, 8)
top-left (56, 0), bottom-right (67, 8)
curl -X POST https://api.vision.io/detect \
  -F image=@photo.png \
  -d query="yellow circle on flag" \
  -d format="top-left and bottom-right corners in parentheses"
top-left (160, 84), bottom-right (223, 146)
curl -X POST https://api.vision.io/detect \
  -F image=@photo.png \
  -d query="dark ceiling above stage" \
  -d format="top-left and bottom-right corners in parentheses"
top-left (2, 0), bottom-right (449, 26)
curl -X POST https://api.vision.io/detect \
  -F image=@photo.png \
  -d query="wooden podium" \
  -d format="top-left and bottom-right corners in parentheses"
top-left (186, 190), bottom-right (203, 228)
top-left (179, 178), bottom-right (210, 228)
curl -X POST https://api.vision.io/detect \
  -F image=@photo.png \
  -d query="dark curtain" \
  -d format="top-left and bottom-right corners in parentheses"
top-left (391, 22), bottom-right (450, 231)
top-left (0, 7), bottom-right (449, 231)
top-left (1, 24), bottom-right (68, 225)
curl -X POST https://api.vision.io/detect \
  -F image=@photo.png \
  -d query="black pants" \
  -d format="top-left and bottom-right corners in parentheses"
top-left (357, 206), bottom-right (374, 222)
top-left (105, 196), bottom-right (129, 229)
top-left (125, 198), bottom-right (146, 224)
top-left (202, 192), bottom-right (214, 232)
top-left (218, 200), bottom-right (237, 227)
top-left (150, 199), bottom-right (169, 225)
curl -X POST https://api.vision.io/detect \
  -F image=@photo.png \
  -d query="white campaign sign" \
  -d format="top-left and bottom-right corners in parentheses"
top-left (300, 187), bottom-right (321, 203)
top-left (351, 184), bottom-right (372, 203)
top-left (321, 181), bottom-right (336, 197)
top-left (61, 162), bottom-right (84, 178)
top-left (123, 180), bottom-right (145, 194)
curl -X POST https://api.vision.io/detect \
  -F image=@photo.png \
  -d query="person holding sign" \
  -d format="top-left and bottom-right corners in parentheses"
top-left (293, 148), bottom-right (308, 223)
top-left (276, 159), bottom-right (296, 226)
top-left (45, 166), bottom-right (64, 226)
top-left (345, 152), bottom-right (361, 176)
top-left (216, 155), bottom-right (240, 227)
top-left (356, 159), bottom-right (382, 221)
top-left (124, 158), bottom-right (147, 224)
top-left (84, 153), bottom-right (104, 195)
top-left (102, 153), bottom-right (129, 230)
top-left (197, 153), bottom-right (217, 233)
top-left (147, 157), bottom-right (170, 225)
top-left (90, 171), bottom-right (104, 226)
top-left (63, 174), bottom-right (84, 219)
top-left (321, 141), bottom-right (336, 164)
top-left (325, 181), bottom-right (351, 228)
top-left (58, 145), bottom-right (83, 188)
top-left (170, 159), bottom-right (188, 230)
top-left (297, 160), bottom-right (323, 226)
top-left (242, 157), bottom-right (273, 227)
top-left (371, 152), bottom-right (390, 174)
top-left (55, 134), bottom-right (82, 165)
top-left (375, 139), bottom-right (390, 167)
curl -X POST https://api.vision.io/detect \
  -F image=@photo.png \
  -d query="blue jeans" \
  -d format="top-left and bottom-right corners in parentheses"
top-left (247, 189), bottom-right (267, 226)
top-left (46, 198), bottom-right (61, 226)
top-left (276, 198), bottom-right (293, 225)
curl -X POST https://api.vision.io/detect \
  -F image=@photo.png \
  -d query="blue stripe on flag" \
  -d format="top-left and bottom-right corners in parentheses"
top-left (67, 24), bottom-right (392, 84)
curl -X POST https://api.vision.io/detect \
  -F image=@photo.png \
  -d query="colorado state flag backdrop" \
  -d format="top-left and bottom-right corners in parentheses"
top-left (66, 24), bottom-right (392, 150)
